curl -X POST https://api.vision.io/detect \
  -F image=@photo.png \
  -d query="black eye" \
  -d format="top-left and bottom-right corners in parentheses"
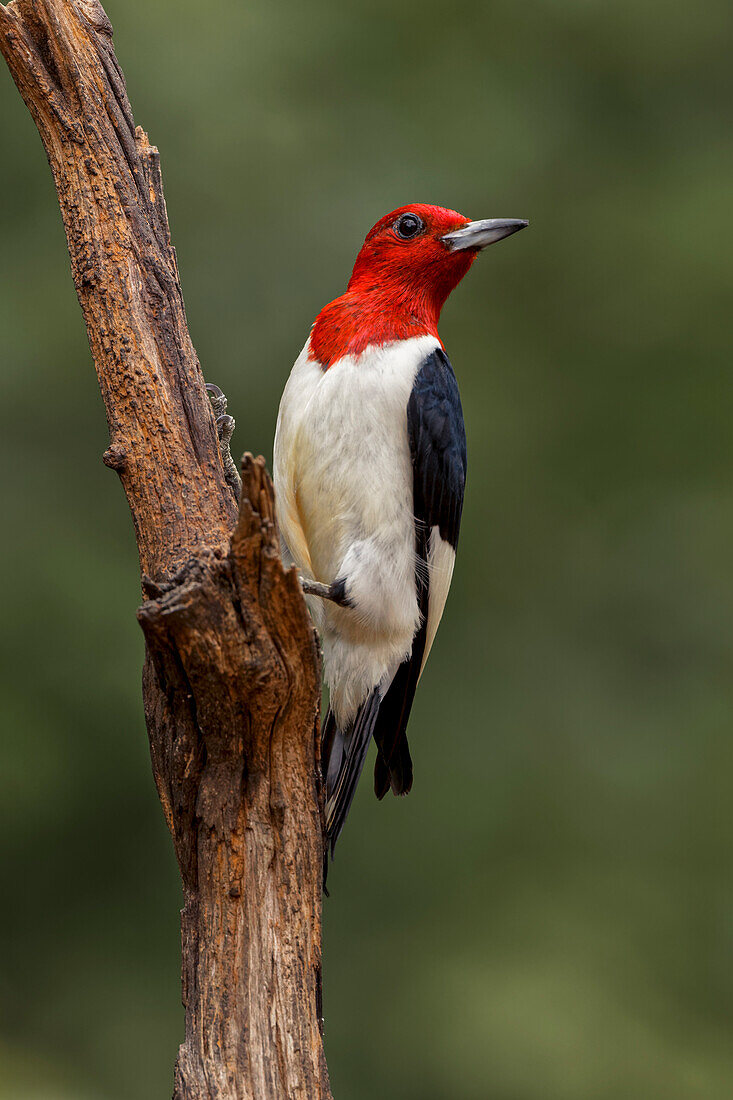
top-left (394, 213), bottom-right (424, 240)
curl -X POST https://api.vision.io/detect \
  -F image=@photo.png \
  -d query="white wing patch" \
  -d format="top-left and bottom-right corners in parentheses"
top-left (421, 527), bottom-right (456, 675)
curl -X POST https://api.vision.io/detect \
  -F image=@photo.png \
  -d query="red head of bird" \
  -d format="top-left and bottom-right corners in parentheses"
top-left (310, 203), bottom-right (527, 368)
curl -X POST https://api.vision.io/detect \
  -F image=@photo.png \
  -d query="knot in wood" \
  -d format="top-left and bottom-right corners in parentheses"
top-left (102, 443), bottom-right (127, 470)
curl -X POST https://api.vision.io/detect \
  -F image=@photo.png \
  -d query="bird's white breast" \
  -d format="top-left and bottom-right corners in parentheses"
top-left (274, 334), bottom-right (441, 720)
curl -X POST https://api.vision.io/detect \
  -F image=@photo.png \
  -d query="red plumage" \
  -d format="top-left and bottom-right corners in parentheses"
top-left (309, 204), bottom-right (477, 368)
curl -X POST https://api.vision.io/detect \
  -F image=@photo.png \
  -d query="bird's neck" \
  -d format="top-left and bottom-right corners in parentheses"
top-left (309, 285), bottom-right (442, 369)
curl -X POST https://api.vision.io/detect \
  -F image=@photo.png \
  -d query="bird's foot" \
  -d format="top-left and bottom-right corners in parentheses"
top-left (206, 382), bottom-right (242, 500)
top-left (300, 577), bottom-right (353, 608)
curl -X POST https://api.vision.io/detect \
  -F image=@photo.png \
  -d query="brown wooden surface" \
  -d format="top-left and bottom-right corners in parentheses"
top-left (0, 2), bottom-right (331, 1096)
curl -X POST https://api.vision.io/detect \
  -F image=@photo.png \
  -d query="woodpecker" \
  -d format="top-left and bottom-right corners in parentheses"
top-left (273, 204), bottom-right (527, 858)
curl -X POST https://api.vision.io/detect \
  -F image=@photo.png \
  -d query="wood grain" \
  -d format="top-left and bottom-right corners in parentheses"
top-left (0, 2), bottom-right (331, 1096)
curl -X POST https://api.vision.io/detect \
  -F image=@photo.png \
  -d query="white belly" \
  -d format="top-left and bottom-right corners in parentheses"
top-left (274, 334), bottom-right (441, 722)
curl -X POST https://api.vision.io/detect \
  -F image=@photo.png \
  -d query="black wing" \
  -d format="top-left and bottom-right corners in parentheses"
top-left (373, 346), bottom-right (467, 798)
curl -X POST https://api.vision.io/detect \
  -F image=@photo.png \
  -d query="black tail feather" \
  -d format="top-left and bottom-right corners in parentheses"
top-left (371, 644), bottom-right (421, 800)
top-left (371, 516), bottom-right (428, 800)
top-left (323, 689), bottom-right (382, 856)
top-left (374, 732), bottom-right (413, 800)
top-left (374, 749), bottom-right (390, 800)
top-left (321, 707), bottom-right (343, 792)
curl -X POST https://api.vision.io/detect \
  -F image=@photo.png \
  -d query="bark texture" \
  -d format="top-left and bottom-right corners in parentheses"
top-left (0, 2), bottom-right (331, 1097)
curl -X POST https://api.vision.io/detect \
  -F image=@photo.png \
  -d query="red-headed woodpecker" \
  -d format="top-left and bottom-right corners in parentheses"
top-left (273, 204), bottom-right (527, 857)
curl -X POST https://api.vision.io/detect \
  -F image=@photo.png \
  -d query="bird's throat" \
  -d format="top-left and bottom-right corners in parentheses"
top-left (309, 289), bottom-right (442, 369)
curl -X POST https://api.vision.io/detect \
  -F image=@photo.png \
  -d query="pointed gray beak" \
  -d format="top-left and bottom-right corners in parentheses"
top-left (442, 218), bottom-right (529, 251)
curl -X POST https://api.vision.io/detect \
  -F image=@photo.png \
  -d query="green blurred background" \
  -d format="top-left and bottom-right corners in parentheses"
top-left (1, 0), bottom-right (732, 1096)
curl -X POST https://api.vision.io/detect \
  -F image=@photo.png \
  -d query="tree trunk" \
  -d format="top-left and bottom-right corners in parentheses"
top-left (0, 2), bottom-right (332, 1096)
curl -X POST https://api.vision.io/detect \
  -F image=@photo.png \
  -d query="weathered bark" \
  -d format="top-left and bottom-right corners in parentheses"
top-left (0, 2), bottom-right (331, 1097)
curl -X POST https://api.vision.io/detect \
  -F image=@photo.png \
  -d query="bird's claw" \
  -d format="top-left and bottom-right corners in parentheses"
top-left (207, 382), bottom-right (242, 500)
top-left (300, 576), bottom-right (353, 608)
top-left (216, 412), bottom-right (236, 449)
top-left (206, 382), bottom-right (227, 418)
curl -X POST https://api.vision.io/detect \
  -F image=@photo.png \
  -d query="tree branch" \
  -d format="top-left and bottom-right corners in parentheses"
top-left (1, 2), bottom-right (331, 1097)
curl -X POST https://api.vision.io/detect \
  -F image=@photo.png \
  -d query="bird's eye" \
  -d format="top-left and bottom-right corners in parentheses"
top-left (394, 213), bottom-right (424, 240)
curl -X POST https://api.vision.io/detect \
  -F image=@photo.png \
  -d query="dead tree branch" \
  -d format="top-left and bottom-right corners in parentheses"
top-left (0, 1), bottom-right (330, 1096)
